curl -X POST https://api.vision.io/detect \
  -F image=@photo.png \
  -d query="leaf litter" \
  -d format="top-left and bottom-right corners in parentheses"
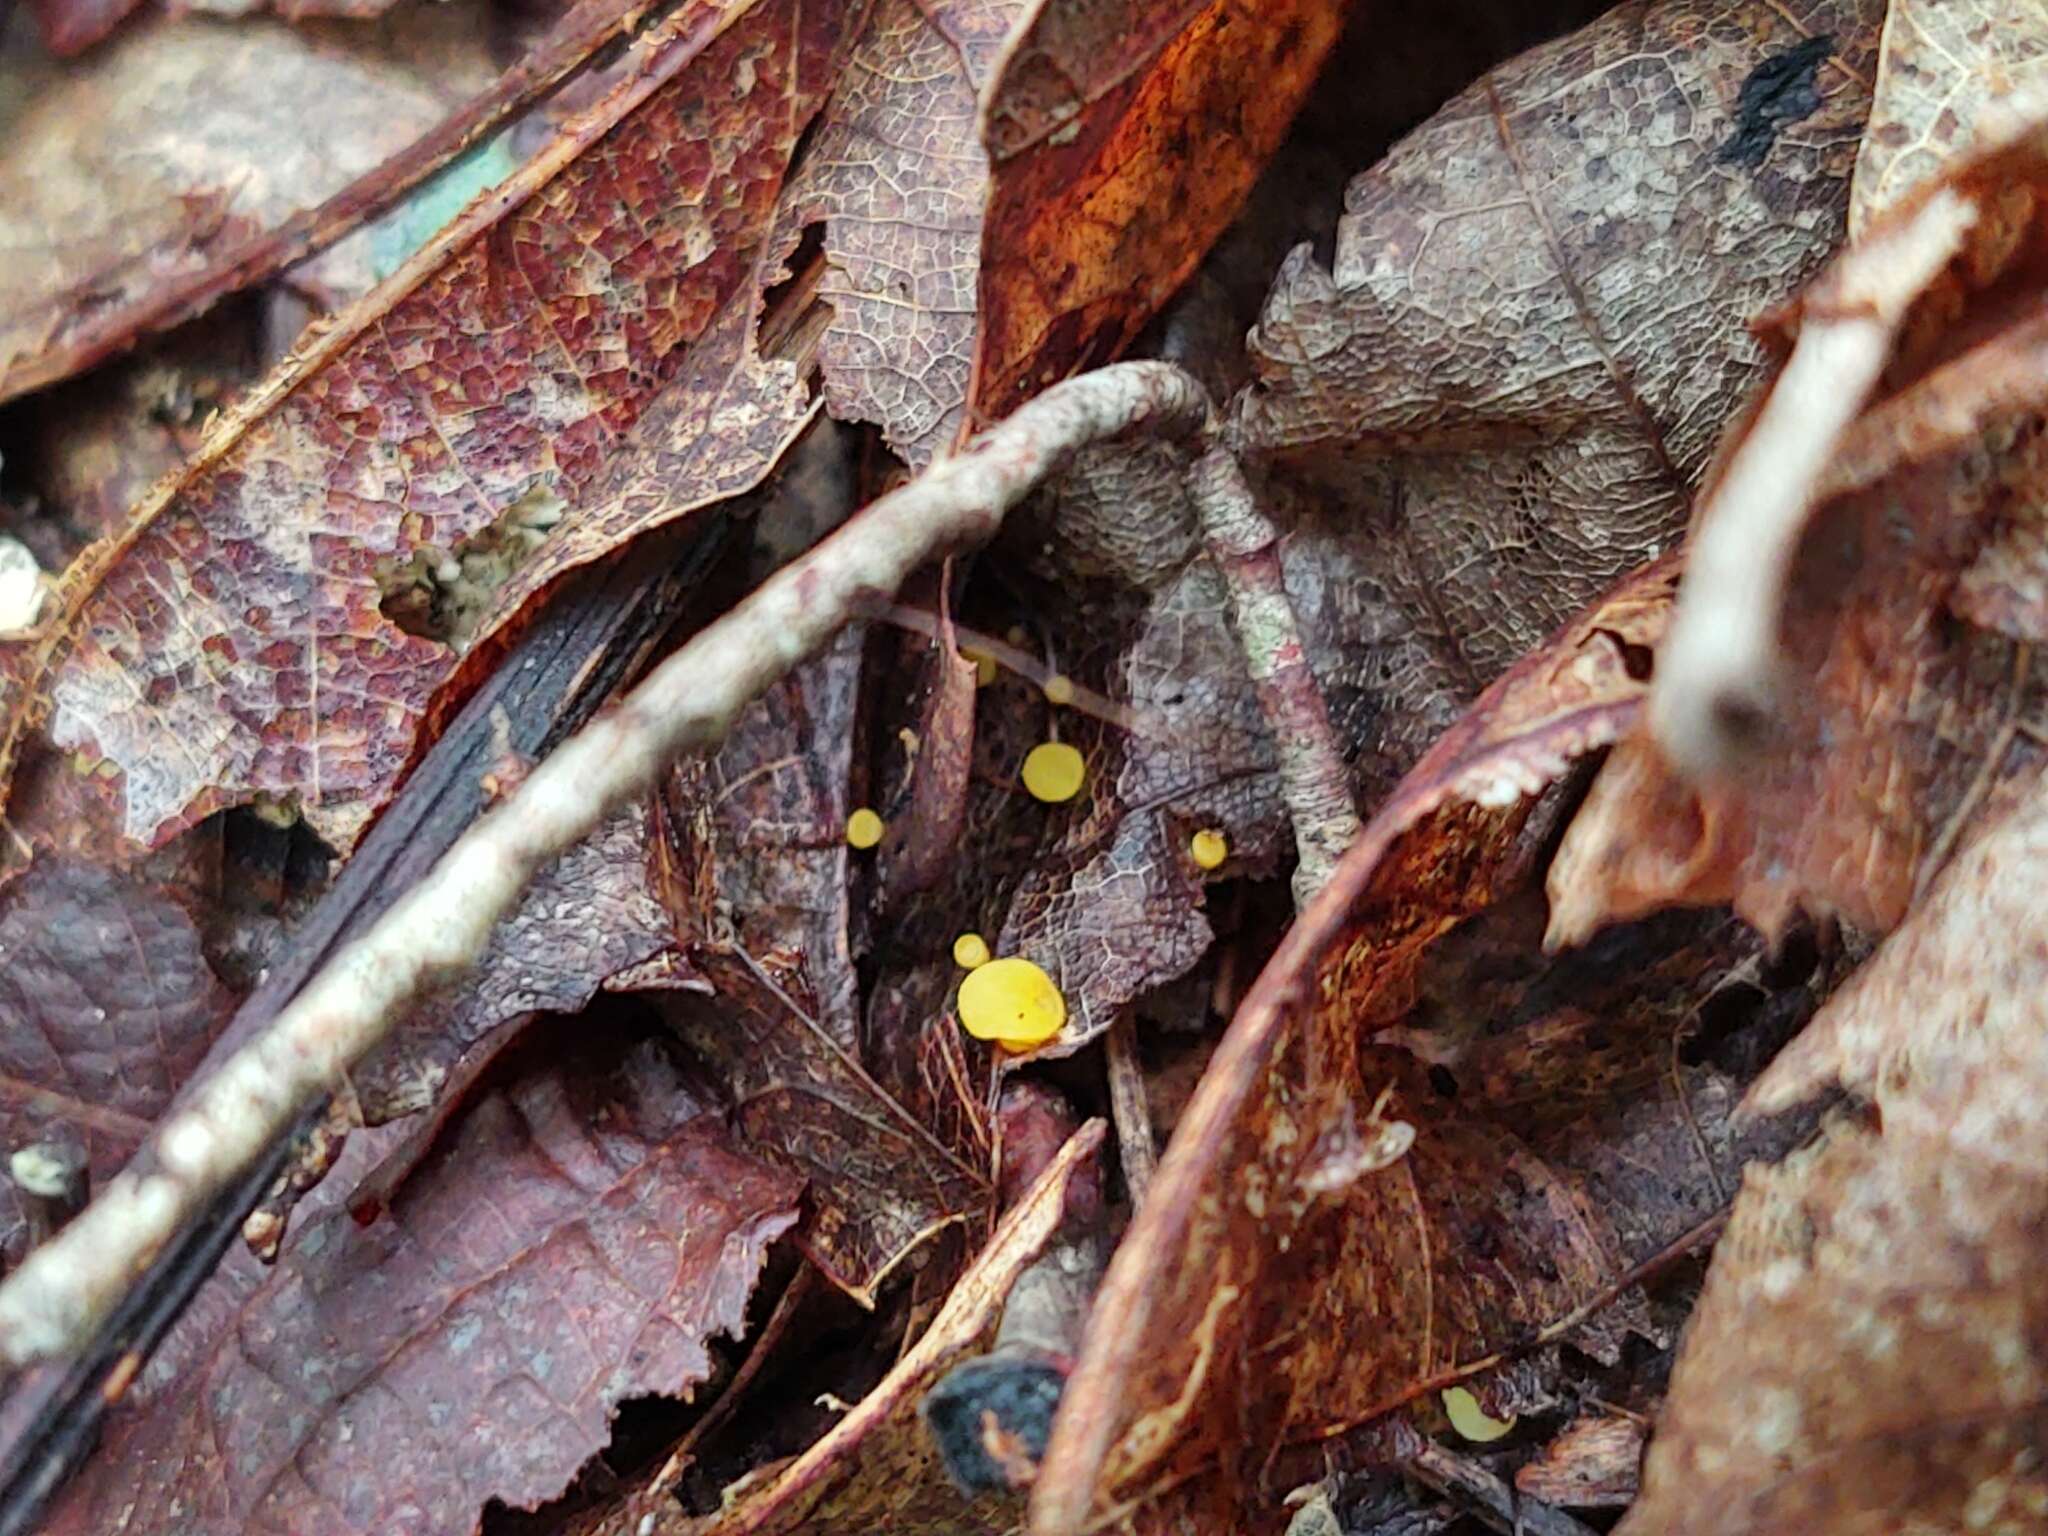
top-left (13, 1), bottom-right (2048, 1534)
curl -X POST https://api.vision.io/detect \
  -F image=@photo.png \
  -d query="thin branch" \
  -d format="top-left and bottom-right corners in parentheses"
top-left (1185, 445), bottom-right (1362, 905)
top-left (1649, 187), bottom-right (1976, 779)
top-left (1103, 1012), bottom-right (1158, 1206)
top-left (0, 361), bottom-right (1211, 1368)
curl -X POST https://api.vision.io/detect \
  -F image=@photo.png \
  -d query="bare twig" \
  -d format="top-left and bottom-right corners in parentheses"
top-left (1650, 187), bottom-right (1976, 779)
top-left (1393, 1426), bottom-right (1600, 1536)
top-left (0, 362), bottom-right (1208, 1369)
top-left (1185, 445), bottom-right (1362, 905)
top-left (1103, 1012), bottom-right (1158, 1205)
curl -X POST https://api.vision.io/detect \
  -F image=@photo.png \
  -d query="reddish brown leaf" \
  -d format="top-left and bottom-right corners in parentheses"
top-left (21, 0), bottom-right (143, 58)
top-left (1514, 1414), bottom-right (1646, 1509)
top-left (0, 855), bottom-right (233, 1261)
top-left (3, 0), bottom-right (853, 857)
top-left (39, 1029), bottom-right (802, 1536)
top-left (1027, 562), bottom-right (1840, 1533)
top-left (1620, 786), bottom-right (2048, 1534)
top-left (973, 0), bottom-right (1347, 424)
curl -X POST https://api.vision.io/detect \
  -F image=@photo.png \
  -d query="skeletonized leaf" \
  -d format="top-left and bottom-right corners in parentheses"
top-left (1236, 0), bottom-right (1876, 689)
top-left (1850, 0), bottom-right (2048, 231)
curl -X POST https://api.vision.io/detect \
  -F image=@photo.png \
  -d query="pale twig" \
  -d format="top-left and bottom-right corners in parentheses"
top-left (1185, 445), bottom-right (1362, 905)
top-left (1102, 1011), bottom-right (1157, 1205)
top-left (1650, 187), bottom-right (1976, 780)
top-left (0, 361), bottom-right (1210, 1367)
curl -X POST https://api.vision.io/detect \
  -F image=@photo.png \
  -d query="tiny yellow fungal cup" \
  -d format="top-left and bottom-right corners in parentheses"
top-left (1190, 828), bottom-right (1228, 870)
top-left (1442, 1386), bottom-right (1516, 1443)
top-left (845, 808), bottom-right (885, 849)
top-left (953, 932), bottom-right (992, 969)
top-left (956, 956), bottom-right (1066, 1050)
top-left (1041, 673), bottom-right (1075, 706)
top-left (1021, 741), bottom-right (1085, 803)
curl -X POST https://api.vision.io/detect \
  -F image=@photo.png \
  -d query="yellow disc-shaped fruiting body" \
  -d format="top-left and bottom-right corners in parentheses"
top-left (957, 957), bottom-right (1067, 1049)
top-left (1442, 1386), bottom-right (1516, 1444)
top-left (1041, 673), bottom-right (1075, 706)
top-left (1021, 741), bottom-right (1085, 803)
top-left (961, 648), bottom-right (997, 687)
top-left (845, 807), bottom-right (885, 849)
top-left (1189, 828), bottom-right (1228, 870)
top-left (952, 932), bottom-right (992, 970)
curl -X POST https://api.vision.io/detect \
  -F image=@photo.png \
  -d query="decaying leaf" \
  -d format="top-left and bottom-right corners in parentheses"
top-left (652, 634), bottom-right (989, 1303)
top-left (0, 8), bottom-right (502, 390)
top-left (2, 0), bottom-right (848, 856)
top-left (1237, 0), bottom-right (1878, 689)
top-left (1558, 100), bottom-right (2048, 944)
top-left (1514, 1413), bottom-right (1646, 1509)
top-left (973, 0), bottom-right (1347, 424)
top-left (352, 802), bottom-right (674, 1121)
top-left (0, 856), bottom-right (233, 1261)
top-left (39, 1029), bottom-right (802, 1536)
top-left (1620, 782), bottom-right (2048, 1534)
top-left (1851, 0), bottom-right (2048, 230)
top-left (1029, 562), bottom-right (1840, 1533)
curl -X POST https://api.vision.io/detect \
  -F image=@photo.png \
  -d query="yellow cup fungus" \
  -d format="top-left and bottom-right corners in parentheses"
top-left (1189, 828), bottom-right (1229, 870)
top-left (952, 932), bottom-right (992, 970)
top-left (1442, 1386), bottom-right (1516, 1443)
top-left (961, 648), bottom-right (997, 687)
top-left (845, 807), bottom-right (885, 849)
top-left (1041, 673), bottom-right (1075, 706)
top-left (1021, 741), bottom-right (1085, 803)
top-left (957, 956), bottom-right (1067, 1049)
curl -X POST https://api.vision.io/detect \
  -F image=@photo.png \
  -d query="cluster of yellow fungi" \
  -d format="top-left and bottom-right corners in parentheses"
top-left (842, 635), bottom-right (1236, 1054)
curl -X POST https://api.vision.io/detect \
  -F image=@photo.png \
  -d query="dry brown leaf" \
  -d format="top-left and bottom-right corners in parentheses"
top-left (973, 0), bottom-right (1347, 424)
top-left (37, 1028), bottom-right (802, 1536)
top-left (1620, 783), bottom-right (2048, 1534)
top-left (1556, 105), bottom-right (2048, 944)
top-left (1027, 562), bottom-right (1839, 1533)
top-left (1236, 0), bottom-right (1878, 691)
top-left (1851, 0), bottom-right (2048, 231)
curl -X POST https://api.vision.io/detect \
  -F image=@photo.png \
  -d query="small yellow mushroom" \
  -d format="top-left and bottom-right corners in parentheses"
top-left (957, 956), bottom-right (1066, 1049)
top-left (1189, 828), bottom-right (1229, 870)
top-left (1005, 624), bottom-right (1029, 648)
top-left (952, 932), bottom-right (992, 970)
top-left (1021, 741), bottom-right (1086, 803)
top-left (1442, 1386), bottom-right (1517, 1444)
top-left (1041, 673), bottom-right (1075, 706)
top-left (961, 648), bottom-right (997, 687)
top-left (845, 807), bottom-right (885, 849)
